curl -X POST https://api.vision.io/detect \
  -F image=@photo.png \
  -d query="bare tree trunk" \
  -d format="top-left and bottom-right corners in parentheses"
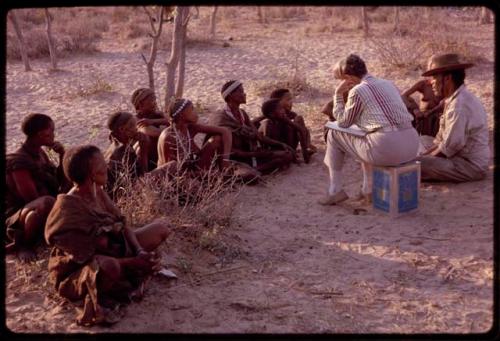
top-left (165, 6), bottom-right (189, 109)
top-left (393, 7), bottom-right (400, 34)
top-left (257, 6), bottom-right (268, 24)
top-left (479, 7), bottom-right (492, 24)
top-left (8, 10), bottom-right (32, 71)
top-left (424, 7), bottom-right (431, 19)
top-left (141, 6), bottom-right (165, 94)
top-left (360, 7), bottom-right (369, 37)
top-left (210, 6), bottom-right (218, 39)
top-left (176, 8), bottom-right (190, 98)
top-left (44, 8), bottom-right (57, 70)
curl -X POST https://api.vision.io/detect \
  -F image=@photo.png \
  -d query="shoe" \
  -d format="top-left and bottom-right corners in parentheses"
top-left (318, 190), bottom-right (349, 205)
top-left (353, 190), bottom-right (372, 204)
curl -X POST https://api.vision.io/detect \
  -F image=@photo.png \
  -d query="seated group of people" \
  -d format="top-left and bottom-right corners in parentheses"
top-left (5, 51), bottom-right (490, 326)
top-left (319, 52), bottom-right (490, 205)
top-left (5, 82), bottom-right (318, 326)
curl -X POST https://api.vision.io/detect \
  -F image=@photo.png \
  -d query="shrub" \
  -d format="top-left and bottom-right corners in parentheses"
top-left (6, 9), bottom-right (105, 61)
top-left (370, 8), bottom-right (486, 70)
top-left (127, 22), bottom-right (149, 39)
top-left (368, 36), bottom-right (427, 70)
top-left (76, 77), bottom-right (114, 97)
top-left (17, 8), bottom-right (45, 25)
top-left (112, 7), bottom-right (131, 23)
top-left (7, 28), bottom-right (50, 60)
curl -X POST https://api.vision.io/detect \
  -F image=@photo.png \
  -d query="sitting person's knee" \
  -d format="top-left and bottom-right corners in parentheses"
top-left (208, 135), bottom-right (222, 145)
top-left (294, 115), bottom-right (305, 124)
top-left (96, 256), bottom-right (121, 281)
top-left (156, 223), bottom-right (171, 240)
top-left (40, 196), bottom-right (56, 214)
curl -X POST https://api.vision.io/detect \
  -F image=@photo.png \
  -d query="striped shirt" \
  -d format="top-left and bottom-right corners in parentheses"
top-left (332, 74), bottom-right (414, 131)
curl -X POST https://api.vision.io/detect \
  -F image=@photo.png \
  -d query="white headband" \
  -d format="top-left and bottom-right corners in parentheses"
top-left (172, 99), bottom-right (190, 118)
top-left (222, 80), bottom-right (242, 100)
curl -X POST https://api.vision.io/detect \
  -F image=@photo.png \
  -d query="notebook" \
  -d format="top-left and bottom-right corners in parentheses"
top-left (325, 121), bottom-right (368, 137)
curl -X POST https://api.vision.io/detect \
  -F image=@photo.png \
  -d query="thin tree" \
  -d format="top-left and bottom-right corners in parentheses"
top-left (424, 7), bottom-right (431, 19)
top-left (176, 7), bottom-right (191, 98)
top-left (393, 7), bottom-right (400, 35)
top-left (257, 7), bottom-right (268, 24)
top-left (210, 6), bottom-right (218, 39)
top-left (8, 10), bottom-right (32, 71)
top-left (141, 6), bottom-right (166, 94)
top-left (479, 7), bottom-right (492, 24)
top-left (44, 8), bottom-right (57, 70)
top-left (165, 6), bottom-right (190, 109)
top-left (360, 7), bottom-right (369, 37)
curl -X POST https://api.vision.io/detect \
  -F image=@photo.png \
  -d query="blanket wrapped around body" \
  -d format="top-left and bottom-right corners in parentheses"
top-left (5, 145), bottom-right (60, 250)
top-left (45, 193), bottom-right (141, 326)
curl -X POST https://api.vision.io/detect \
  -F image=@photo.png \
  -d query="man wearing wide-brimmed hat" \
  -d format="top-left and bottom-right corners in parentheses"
top-left (418, 53), bottom-right (490, 182)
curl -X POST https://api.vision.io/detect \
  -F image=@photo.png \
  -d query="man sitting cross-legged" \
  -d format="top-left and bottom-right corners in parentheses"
top-left (417, 53), bottom-right (490, 182)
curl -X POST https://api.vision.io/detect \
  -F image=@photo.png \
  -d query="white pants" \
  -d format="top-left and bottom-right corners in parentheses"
top-left (324, 128), bottom-right (420, 171)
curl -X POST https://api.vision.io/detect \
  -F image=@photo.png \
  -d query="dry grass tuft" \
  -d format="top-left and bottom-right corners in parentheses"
top-left (76, 76), bottom-right (114, 98)
top-left (110, 153), bottom-right (242, 254)
top-left (254, 47), bottom-right (327, 99)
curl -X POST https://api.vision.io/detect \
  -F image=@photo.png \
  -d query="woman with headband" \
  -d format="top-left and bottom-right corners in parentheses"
top-left (157, 98), bottom-right (235, 175)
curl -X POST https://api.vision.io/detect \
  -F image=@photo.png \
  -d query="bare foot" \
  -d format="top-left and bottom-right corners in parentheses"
top-left (17, 248), bottom-right (37, 263)
top-left (129, 282), bottom-right (146, 302)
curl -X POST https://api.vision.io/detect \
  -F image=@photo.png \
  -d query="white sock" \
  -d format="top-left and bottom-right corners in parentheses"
top-left (328, 170), bottom-right (343, 195)
top-left (361, 163), bottom-right (372, 194)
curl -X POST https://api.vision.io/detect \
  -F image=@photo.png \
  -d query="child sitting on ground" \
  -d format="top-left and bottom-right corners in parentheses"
top-left (255, 89), bottom-right (316, 163)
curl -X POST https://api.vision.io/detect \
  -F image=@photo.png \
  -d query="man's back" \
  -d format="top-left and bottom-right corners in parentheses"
top-left (340, 75), bottom-right (413, 130)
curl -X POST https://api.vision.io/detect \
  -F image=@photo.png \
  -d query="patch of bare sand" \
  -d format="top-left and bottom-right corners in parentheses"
top-left (5, 6), bottom-right (494, 334)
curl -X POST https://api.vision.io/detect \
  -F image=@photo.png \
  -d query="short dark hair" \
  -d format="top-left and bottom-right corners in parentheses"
top-left (270, 88), bottom-right (290, 100)
top-left (63, 145), bottom-right (101, 185)
top-left (21, 113), bottom-right (53, 138)
top-left (107, 111), bottom-right (133, 133)
top-left (445, 69), bottom-right (466, 88)
top-left (341, 54), bottom-right (367, 78)
top-left (261, 98), bottom-right (282, 118)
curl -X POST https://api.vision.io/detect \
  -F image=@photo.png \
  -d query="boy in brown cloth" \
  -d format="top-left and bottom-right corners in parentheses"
top-left (131, 88), bottom-right (170, 170)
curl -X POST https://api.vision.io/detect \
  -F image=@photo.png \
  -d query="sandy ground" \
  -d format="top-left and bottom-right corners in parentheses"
top-left (5, 7), bottom-right (495, 333)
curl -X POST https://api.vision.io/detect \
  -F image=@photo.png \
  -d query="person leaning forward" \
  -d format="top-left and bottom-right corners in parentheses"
top-left (417, 53), bottom-right (490, 182)
top-left (320, 54), bottom-right (419, 205)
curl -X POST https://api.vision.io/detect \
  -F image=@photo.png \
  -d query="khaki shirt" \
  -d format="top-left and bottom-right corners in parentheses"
top-left (434, 85), bottom-right (490, 170)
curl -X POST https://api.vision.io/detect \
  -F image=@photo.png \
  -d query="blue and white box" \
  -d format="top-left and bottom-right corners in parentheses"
top-left (372, 161), bottom-right (421, 216)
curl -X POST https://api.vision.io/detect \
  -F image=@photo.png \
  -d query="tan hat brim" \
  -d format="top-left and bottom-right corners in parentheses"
top-left (421, 63), bottom-right (474, 77)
